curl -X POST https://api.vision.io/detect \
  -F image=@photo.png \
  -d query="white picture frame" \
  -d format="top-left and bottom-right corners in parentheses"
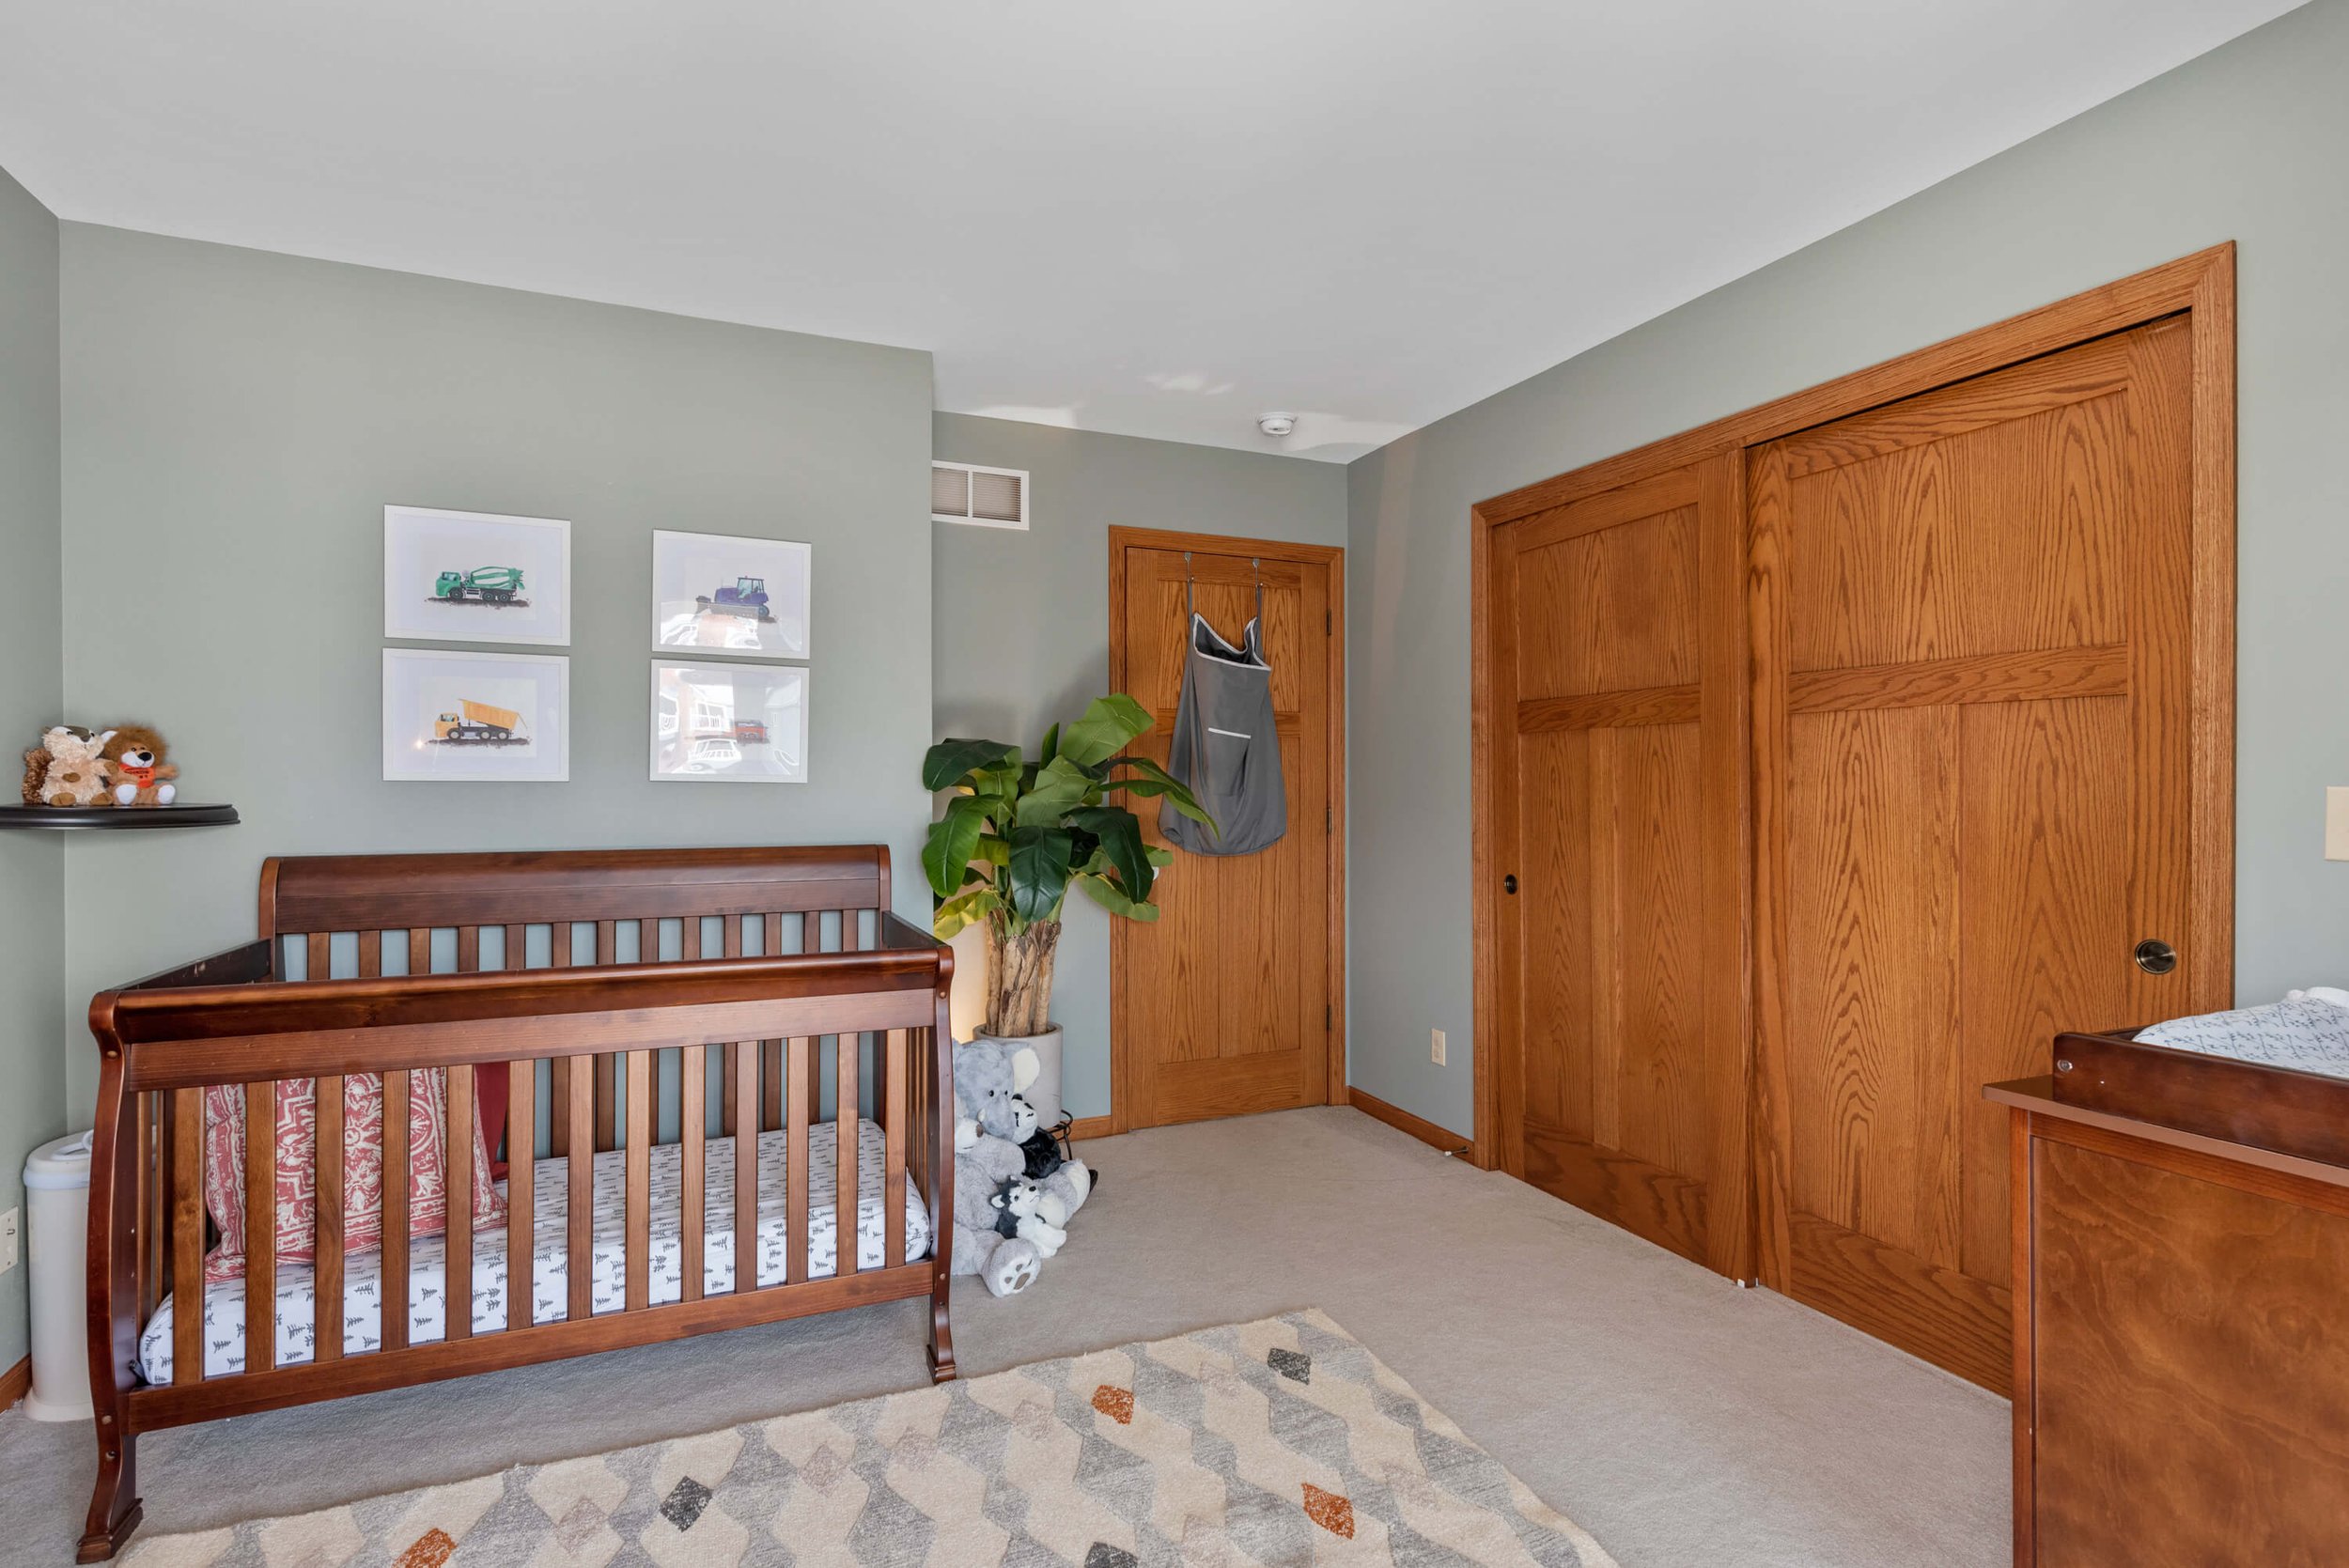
top-left (651, 529), bottom-right (812, 660)
top-left (383, 505), bottom-right (572, 645)
top-left (382, 648), bottom-right (569, 782)
top-left (650, 660), bottom-right (809, 783)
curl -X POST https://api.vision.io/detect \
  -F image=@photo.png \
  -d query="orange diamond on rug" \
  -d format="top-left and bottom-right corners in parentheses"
top-left (1302, 1482), bottom-right (1356, 1538)
top-left (392, 1527), bottom-right (458, 1568)
top-left (1091, 1384), bottom-right (1135, 1424)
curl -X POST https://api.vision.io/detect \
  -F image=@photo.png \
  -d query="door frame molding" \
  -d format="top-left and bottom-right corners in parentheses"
top-left (1106, 524), bottom-right (1348, 1134)
top-left (1469, 242), bottom-right (2236, 1178)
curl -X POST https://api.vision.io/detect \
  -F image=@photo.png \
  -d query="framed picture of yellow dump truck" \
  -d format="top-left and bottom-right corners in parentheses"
top-left (382, 648), bottom-right (570, 782)
top-left (382, 505), bottom-right (572, 646)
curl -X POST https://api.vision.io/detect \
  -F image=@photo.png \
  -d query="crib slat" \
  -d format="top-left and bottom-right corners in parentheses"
top-left (596, 1052), bottom-right (618, 1154)
top-left (802, 909), bottom-right (819, 954)
top-left (724, 916), bottom-right (743, 959)
top-left (763, 1040), bottom-right (785, 1133)
top-left (549, 1053), bottom-right (571, 1158)
top-left (315, 1077), bottom-right (344, 1364)
top-left (244, 1081), bottom-right (276, 1374)
top-left (408, 927), bottom-right (429, 977)
top-left (734, 1039), bottom-right (759, 1292)
top-left (764, 911), bottom-right (781, 959)
top-left (787, 1036), bottom-right (812, 1286)
top-left (885, 1031), bottom-right (908, 1268)
top-left (805, 1035), bottom-right (824, 1126)
top-left (458, 924), bottom-right (479, 973)
top-left (171, 1089), bottom-right (204, 1384)
top-left (681, 1046), bottom-right (706, 1304)
top-left (681, 914), bottom-right (701, 962)
top-left (505, 924), bottom-right (525, 970)
top-left (506, 1060), bottom-right (535, 1333)
top-left (625, 1050), bottom-right (652, 1312)
top-left (719, 1048), bottom-right (738, 1149)
top-left (836, 1032), bottom-right (859, 1277)
top-left (359, 929), bottom-right (381, 979)
top-left (568, 1057), bottom-right (593, 1322)
top-left (306, 931), bottom-right (328, 982)
top-left (446, 1063), bottom-right (474, 1343)
top-left (382, 1069), bottom-right (411, 1352)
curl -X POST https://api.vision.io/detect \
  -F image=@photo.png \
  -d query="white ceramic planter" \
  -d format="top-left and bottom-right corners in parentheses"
top-left (978, 1023), bottom-right (1064, 1127)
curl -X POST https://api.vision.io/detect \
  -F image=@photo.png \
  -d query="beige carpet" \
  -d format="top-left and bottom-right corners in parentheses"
top-left (117, 1310), bottom-right (1616, 1568)
top-left (0, 1107), bottom-right (2007, 1567)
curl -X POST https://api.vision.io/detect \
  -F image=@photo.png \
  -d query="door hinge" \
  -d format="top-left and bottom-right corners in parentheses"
top-left (1325, 608), bottom-right (1331, 634)
top-left (1325, 1003), bottom-right (1332, 1031)
top-left (1325, 804), bottom-right (1332, 833)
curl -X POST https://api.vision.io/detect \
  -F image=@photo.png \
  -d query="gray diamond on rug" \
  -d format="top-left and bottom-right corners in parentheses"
top-left (658, 1475), bottom-right (712, 1531)
top-left (1268, 1346), bottom-right (1312, 1384)
top-left (1083, 1545), bottom-right (1140, 1568)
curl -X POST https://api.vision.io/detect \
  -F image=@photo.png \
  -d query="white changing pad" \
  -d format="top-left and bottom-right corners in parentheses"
top-left (139, 1118), bottom-right (930, 1385)
top-left (2136, 994), bottom-right (2349, 1079)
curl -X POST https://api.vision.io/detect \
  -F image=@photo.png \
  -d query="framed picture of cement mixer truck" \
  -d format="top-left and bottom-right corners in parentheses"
top-left (381, 648), bottom-right (570, 782)
top-left (382, 505), bottom-right (572, 646)
top-left (650, 529), bottom-right (811, 660)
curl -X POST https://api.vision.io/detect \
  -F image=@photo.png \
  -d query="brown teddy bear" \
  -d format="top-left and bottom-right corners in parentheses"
top-left (101, 724), bottom-right (179, 806)
top-left (23, 726), bottom-right (116, 807)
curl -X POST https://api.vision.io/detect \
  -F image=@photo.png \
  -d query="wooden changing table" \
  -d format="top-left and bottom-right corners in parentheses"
top-left (1990, 1029), bottom-right (2349, 1566)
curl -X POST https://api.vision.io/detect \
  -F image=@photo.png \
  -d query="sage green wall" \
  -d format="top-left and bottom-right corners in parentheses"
top-left (58, 225), bottom-right (937, 1121)
top-left (0, 166), bottom-right (64, 1376)
top-left (1345, 0), bottom-right (2349, 1139)
top-left (931, 412), bottom-right (1347, 1117)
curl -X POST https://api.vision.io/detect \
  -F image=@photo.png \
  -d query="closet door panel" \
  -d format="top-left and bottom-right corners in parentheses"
top-left (1494, 451), bottom-right (1748, 1278)
top-left (1753, 318), bottom-right (2200, 1390)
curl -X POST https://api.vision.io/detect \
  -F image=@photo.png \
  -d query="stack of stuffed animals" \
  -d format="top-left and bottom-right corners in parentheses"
top-left (951, 1036), bottom-right (1098, 1296)
top-left (21, 724), bottom-right (179, 808)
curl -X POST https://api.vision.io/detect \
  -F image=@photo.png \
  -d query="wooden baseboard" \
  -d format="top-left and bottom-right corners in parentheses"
top-left (1068, 1114), bottom-right (1114, 1142)
top-left (1348, 1087), bottom-right (1473, 1155)
top-left (0, 1354), bottom-right (28, 1411)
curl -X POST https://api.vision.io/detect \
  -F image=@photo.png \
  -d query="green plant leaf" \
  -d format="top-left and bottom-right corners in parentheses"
top-left (923, 737), bottom-right (1019, 792)
top-left (1013, 754), bottom-right (1096, 828)
top-left (1006, 826), bottom-right (1074, 924)
top-left (1077, 872), bottom-right (1160, 921)
top-left (1067, 806), bottom-right (1152, 902)
top-left (1037, 722), bottom-right (1060, 767)
top-left (922, 794), bottom-right (990, 897)
top-left (932, 884), bottom-right (1003, 940)
top-left (1109, 753), bottom-right (1213, 826)
top-left (1056, 693), bottom-right (1153, 768)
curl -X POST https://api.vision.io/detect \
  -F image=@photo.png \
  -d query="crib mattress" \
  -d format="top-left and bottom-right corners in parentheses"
top-left (139, 1118), bottom-right (931, 1385)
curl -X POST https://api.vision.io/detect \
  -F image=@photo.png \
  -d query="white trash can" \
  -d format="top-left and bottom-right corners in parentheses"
top-left (24, 1129), bottom-right (95, 1422)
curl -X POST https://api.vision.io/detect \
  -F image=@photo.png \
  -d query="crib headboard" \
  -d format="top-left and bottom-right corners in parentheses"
top-left (260, 844), bottom-right (892, 938)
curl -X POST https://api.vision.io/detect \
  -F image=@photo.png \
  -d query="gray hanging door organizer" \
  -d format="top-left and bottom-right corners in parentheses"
top-left (1159, 562), bottom-right (1286, 856)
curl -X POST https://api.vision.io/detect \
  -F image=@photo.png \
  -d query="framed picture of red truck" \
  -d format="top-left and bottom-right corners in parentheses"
top-left (651, 529), bottom-right (811, 659)
top-left (383, 648), bottom-right (569, 781)
top-left (384, 505), bottom-right (572, 646)
top-left (650, 660), bottom-right (807, 783)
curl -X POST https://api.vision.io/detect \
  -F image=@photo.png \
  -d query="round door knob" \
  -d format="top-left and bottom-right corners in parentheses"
top-left (2133, 938), bottom-right (2179, 975)
top-left (1502, 874), bottom-right (1518, 894)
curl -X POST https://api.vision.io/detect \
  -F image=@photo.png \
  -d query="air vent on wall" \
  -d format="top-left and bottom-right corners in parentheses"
top-left (932, 462), bottom-right (1029, 530)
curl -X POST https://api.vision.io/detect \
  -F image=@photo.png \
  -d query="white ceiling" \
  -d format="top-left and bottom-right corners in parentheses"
top-left (0, 2), bottom-right (2300, 462)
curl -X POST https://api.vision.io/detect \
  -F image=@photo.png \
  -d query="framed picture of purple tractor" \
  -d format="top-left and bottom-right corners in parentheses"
top-left (651, 529), bottom-right (812, 660)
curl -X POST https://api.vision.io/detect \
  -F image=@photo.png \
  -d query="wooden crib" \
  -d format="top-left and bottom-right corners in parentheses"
top-left (79, 846), bottom-right (954, 1562)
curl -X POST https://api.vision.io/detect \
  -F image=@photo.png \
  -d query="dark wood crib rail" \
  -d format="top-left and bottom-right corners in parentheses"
top-left (80, 846), bottom-right (954, 1563)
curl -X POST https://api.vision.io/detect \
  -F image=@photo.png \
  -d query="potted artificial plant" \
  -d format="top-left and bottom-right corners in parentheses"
top-left (922, 694), bottom-right (1209, 1117)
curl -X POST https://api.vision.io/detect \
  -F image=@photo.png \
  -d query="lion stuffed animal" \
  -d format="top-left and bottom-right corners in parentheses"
top-left (23, 726), bottom-right (116, 807)
top-left (101, 724), bottom-right (179, 806)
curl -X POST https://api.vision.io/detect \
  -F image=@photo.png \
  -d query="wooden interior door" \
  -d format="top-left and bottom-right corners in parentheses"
top-left (1750, 318), bottom-right (2212, 1390)
top-left (1486, 453), bottom-right (1751, 1277)
top-left (1109, 532), bottom-right (1343, 1130)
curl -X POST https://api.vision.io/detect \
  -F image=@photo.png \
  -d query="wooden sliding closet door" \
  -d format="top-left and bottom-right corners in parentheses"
top-left (1489, 452), bottom-right (1751, 1278)
top-left (1750, 318), bottom-right (2205, 1390)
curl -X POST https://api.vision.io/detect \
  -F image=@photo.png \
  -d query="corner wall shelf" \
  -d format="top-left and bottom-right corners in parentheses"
top-left (0, 803), bottom-right (239, 831)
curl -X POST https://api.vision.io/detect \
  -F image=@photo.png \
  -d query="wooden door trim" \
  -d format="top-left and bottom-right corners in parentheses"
top-left (1470, 242), bottom-right (2236, 1189)
top-left (1106, 525), bottom-right (1347, 1134)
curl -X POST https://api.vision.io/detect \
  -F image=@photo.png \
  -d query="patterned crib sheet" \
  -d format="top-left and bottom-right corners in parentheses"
top-left (139, 1118), bottom-right (931, 1385)
top-left (2136, 995), bottom-right (2349, 1078)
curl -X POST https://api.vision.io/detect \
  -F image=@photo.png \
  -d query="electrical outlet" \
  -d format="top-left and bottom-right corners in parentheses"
top-left (1430, 1029), bottom-right (1447, 1066)
top-left (0, 1206), bottom-right (16, 1275)
top-left (2328, 786), bottom-right (2349, 862)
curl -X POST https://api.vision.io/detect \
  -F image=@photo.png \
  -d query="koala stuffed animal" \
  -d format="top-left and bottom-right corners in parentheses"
top-left (955, 1037), bottom-right (1092, 1228)
top-left (950, 1116), bottom-right (1043, 1296)
top-left (23, 726), bottom-right (116, 807)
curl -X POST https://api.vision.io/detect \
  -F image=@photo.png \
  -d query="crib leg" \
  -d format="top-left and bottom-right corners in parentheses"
top-left (927, 1272), bottom-right (957, 1384)
top-left (78, 1425), bottom-right (142, 1562)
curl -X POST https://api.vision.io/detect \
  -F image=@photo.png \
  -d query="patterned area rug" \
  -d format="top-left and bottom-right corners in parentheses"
top-left (122, 1309), bottom-right (1616, 1567)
